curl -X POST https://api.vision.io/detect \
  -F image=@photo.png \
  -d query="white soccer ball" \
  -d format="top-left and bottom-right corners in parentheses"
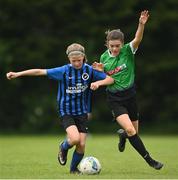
top-left (79, 156), bottom-right (101, 175)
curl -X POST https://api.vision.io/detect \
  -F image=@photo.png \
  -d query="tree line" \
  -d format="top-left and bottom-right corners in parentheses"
top-left (1, 0), bottom-right (178, 133)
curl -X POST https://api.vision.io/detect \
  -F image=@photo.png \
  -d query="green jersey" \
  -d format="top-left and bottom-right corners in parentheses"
top-left (100, 43), bottom-right (136, 92)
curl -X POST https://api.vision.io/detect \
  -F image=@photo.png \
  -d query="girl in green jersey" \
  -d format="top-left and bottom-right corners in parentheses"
top-left (93, 10), bottom-right (163, 170)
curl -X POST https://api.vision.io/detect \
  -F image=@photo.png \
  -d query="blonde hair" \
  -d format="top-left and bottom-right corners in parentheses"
top-left (66, 43), bottom-right (87, 62)
top-left (66, 43), bottom-right (85, 56)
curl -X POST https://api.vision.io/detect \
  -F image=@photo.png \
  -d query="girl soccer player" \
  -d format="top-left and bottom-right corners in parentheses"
top-left (92, 10), bottom-right (163, 170)
top-left (6, 43), bottom-right (114, 174)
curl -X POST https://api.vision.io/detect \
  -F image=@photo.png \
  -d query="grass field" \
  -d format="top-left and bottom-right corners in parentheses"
top-left (0, 134), bottom-right (178, 179)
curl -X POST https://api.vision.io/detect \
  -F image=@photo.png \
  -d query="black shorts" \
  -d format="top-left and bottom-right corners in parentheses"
top-left (60, 114), bottom-right (88, 133)
top-left (107, 91), bottom-right (139, 121)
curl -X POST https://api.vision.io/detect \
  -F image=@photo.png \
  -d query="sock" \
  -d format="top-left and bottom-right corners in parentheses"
top-left (61, 139), bottom-right (72, 150)
top-left (128, 134), bottom-right (149, 158)
top-left (144, 153), bottom-right (156, 165)
top-left (70, 150), bottom-right (84, 171)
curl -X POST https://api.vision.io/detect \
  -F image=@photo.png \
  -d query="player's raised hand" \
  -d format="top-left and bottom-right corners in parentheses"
top-left (6, 72), bottom-right (19, 80)
top-left (139, 10), bottom-right (149, 25)
top-left (92, 62), bottom-right (104, 72)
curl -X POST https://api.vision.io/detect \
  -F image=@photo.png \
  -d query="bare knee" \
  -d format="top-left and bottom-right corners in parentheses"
top-left (125, 126), bottom-right (136, 136)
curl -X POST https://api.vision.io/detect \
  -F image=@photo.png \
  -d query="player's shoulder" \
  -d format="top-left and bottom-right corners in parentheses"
top-left (83, 63), bottom-right (91, 68)
top-left (101, 49), bottom-right (108, 57)
top-left (124, 42), bottom-right (137, 54)
top-left (59, 64), bottom-right (68, 70)
top-left (122, 43), bottom-right (131, 49)
top-left (65, 64), bottom-right (75, 70)
top-left (83, 63), bottom-right (93, 71)
top-left (50, 64), bottom-right (69, 74)
top-left (100, 49), bottom-right (109, 62)
top-left (120, 43), bottom-right (133, 54)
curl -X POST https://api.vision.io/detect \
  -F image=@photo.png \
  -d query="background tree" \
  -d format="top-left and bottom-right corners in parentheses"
top-left (1, 0), bottom-right (178, 133)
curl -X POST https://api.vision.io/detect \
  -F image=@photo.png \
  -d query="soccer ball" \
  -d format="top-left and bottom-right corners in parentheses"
top-left (79, 156), bottom-right (101, 175)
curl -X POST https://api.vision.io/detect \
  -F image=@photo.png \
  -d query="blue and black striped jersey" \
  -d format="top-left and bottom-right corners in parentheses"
top-left (47, 63), bottom-right (106, 116)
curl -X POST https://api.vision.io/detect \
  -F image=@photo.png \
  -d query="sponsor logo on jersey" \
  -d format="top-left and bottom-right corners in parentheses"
top-left (66, 83), bottom-right (88, 94)
top-left (106, 64), bottom-right (127, 76)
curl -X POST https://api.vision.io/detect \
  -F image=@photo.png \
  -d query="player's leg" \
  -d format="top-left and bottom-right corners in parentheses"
top-left (132, 120), bottom-right (139, 133)
top-left (117, 96), bottom-right (139, 152)
top-left (58, 125), bottom-right (80, 165)
top-left (116, 114), bottom-right (136, 136)
top-left (116, 114), bottom-right (163, 170)
top-left (70, 132), bottom-right (87, 174)
top-left (58, 115), bottom-right (81, 165)
top-left (117, 119), bottom-right (138, 152)
top-left (128, 96), bottom-right (139, 134)
top-left (70, 114), bottom-right (88, 174)
top-left (108, 102), bottom-right (128, 152)
top-left (117, 128), bottom-right (128, 152)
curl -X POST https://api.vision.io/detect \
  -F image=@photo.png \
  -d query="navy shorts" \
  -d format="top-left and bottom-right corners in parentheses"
top-left (60, 114), bottom-right (89, 133)
top-left (107, 91), bottom-right (139, 121)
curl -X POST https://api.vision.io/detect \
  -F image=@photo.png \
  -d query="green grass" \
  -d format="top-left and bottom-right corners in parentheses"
top-left (0, 134), bottom-right (178, 179)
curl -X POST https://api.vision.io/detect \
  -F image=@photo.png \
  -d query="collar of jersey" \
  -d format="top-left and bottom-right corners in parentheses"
top-left (107, 49), bottom-right (117, 58)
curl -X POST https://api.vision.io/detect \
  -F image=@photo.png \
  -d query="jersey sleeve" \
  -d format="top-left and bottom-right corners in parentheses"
top-left (129, 42), bottom-right (138, 54)
top-left (92, 69), bottom-right (106, 81)
top-left (47, 66), bottom-right (65, 81)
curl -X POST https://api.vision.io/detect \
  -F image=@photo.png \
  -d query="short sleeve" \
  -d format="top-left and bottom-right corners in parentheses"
top-left (47, 66), bottom-right (66, 81)
top-left (92, 69), bottom-right (106, 81)
top-left (129, 42), bottom-right (138, 54)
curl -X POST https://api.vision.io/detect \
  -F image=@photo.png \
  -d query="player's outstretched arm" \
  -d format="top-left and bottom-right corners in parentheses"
top-left (132, 10), bottom-right (149, 50)
top-left (90, 75), bottom-right (114, 90)
top-left (6, 69), bottom-right (47, 80)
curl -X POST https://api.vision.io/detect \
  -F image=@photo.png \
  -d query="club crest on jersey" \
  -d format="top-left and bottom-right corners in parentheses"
top-left (82, 73), bottom-right (89, 80)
